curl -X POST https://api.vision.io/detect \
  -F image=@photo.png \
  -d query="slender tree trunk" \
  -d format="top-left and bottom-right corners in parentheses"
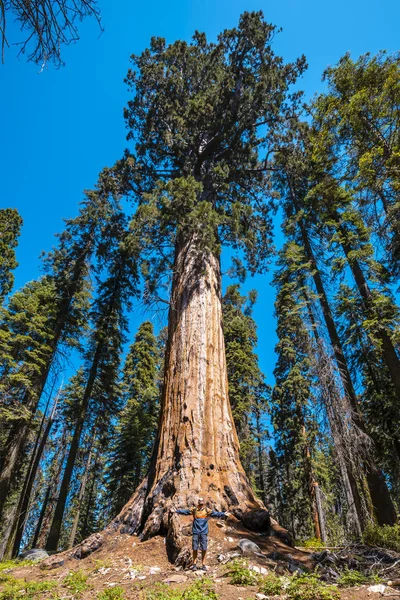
top-left (68, 441), bottom-right (94, 549)
top-left (338, 230), bottom-right (400, 401)
top-left (46, 344), bottom-right (103, 552)
top-left (8, 395), bottom-right (58, 558)
top-left (31, 485), bottom-right (51, 549)
top-left (0, 247), bottom-right (91, 522)
top-left (292, 197), bottom-right (397, 525)
top-left (80, 449), bottom-right (100, 540)
top-left (108, 236), bottom-right (270, 563)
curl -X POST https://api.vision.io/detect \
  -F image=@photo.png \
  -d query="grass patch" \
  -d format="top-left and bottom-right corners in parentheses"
top-left (224, 559), bottom-right (260, 586)
top-left (260, 573), bottom-right (285, 595)
top-left (64, 569), bottom-right (90, 596)
top-left (0, 577), bottom-right (57, 599)
top-left (363, 523), bottom-right (400, 553)
top-left (0, 560), bottom-right (34, 572)
top-left (286, 573), bottom-right (339, 600)
top-left (142, 578), bottom-right (218, 599)
top-left (97, 587), bottom-right (126, 599)
top-left (337, 568), bottom-right (383, 588)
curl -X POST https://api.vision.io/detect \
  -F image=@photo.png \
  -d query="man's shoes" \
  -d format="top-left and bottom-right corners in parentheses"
top-left (190, 565), bottom-right (197, 571)
top-left (201, 565), bottom-right (207, 571)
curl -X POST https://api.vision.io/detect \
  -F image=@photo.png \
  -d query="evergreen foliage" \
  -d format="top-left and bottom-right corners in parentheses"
top-left (0, 208), bottom-right (22, 303)
top-left (107, 321), bottom-right (160, 516)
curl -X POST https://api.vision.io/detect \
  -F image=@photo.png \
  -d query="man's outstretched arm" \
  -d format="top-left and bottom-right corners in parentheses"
top-left (209, 510), bottom-right (229, 518)
top-left (176, 508), bottom-right (192, 515)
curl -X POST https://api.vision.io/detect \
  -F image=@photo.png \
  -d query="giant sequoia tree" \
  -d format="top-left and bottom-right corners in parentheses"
top-left (74, 12), bottom-right (306, 562)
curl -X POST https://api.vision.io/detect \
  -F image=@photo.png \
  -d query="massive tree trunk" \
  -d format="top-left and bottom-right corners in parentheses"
top-left (110, 236), bottom-right (270, 563)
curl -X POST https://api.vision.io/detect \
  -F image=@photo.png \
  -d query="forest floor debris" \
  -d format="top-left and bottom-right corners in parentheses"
top-left (2, 521), bottom-right (400, 599)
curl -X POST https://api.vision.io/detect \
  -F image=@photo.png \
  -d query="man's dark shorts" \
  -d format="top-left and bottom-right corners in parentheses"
top-left (192, 533), bottom-right (208, 551)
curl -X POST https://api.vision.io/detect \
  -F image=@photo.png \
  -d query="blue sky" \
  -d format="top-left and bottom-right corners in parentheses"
top-left (1, 0), bottom-right (399, 385)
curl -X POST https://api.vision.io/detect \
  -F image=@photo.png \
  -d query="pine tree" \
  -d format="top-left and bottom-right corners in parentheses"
top-left (273, 124), bottom-right (397, 526)
top-left (0, 185), bottom-right (120, 528)
top-left (0, 208), bottom-right (22, 303)
top-left (222, 284), bottom-right (268, 484)
top-left (271, 242), bottom-right (323, 541)
top-left (107, 321), bottom-right (160, 517)
top-left (312, 52), bottom-right (400, 275)
top-left (0, 276), bottom-right (57, 534)
top-left (46, 211), bottom-right (139, 551)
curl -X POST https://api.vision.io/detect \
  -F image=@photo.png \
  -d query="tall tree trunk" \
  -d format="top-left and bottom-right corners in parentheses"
top-left (109, 236), bottom-right (270, 563)
top-left (68, 440), bottom-right (94, 549)
top-left (8, 394), bottom-right (59, 558)
top-left (0, 247), bottom-right (91, 522)
top-left (291, 194), bottom-right (397, 526)
top-left (45, 344), bottom-right (103, 552)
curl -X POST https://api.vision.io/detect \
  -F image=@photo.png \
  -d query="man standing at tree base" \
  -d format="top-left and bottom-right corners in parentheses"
top-left (176, 496), bottom-right (228, 570)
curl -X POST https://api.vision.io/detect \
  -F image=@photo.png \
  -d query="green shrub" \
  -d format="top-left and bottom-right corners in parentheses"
top-left (144, 578), bottom-right (218, 600)
top-left (337, 568), bottom-right (383, 587)
top-left (363, 523), bottom-right (400, 553)
top-left (286, 573), bottom-right (339, 600)
top-left (260, 573), bottom-right (285, 595)
top-left (97, 587), bottom-right (126, 599)
top-left (64, 569), bottom-right (90, 596)
top-left (225, 559), bottom-right (260, 586)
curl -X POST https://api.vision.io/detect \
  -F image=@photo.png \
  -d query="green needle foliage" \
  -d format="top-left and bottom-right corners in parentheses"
top-left (107, 321), bottom-right (160, 516)
top-left (0, 209), bottom-right (22, 303)
top-left (121, 11), bottom-right (306, 291)
top-left (222, 284), bottom-right (269, 484)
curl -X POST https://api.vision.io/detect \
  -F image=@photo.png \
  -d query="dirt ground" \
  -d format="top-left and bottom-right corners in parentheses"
top-left (2, 519), bottom-right (399, 599)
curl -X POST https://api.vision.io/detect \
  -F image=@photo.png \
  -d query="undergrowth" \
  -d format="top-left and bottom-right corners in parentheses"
top-left (64, 569), bottom-right (90, 596)
top-left (0, 560), bottom-right (34, 572)
top-left (224, 559), bottom-right (260, 586)
top-left (142, 578), bottom-right (218, 599)
top-left (286, 574), bottom-right (339, 600)
top-left (363, 523), bottom-right (400, 553)
top-left (97, 587), bottom-right (126, 599)
top-left (337, 568), bottom-right (383, 587)
top-left (0, 576), bottom-right (57, 600)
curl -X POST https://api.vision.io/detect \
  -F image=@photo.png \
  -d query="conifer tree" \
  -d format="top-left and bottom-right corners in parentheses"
top-left (0, 276), bottom-right (57, 531)
top-left (107, 321), bottom-right (160, 517)
top-left (271, 243), bottom-right (323, 541)
top-left (0, 186), bottom-right (118, 527)
top-left (312, 52), bottom-right (400, 275)
top-left (46, 212), bottom-right (139, 551)
top-left (99, 13), bottom-right (305, 558)
top-left (0, 208), bottom-right (22, 303)
top-left (222, 284), bottom-right (268, 482)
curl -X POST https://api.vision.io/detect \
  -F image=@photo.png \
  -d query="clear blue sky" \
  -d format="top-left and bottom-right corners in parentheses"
top-left (1, 0), bottom-right (399, 384)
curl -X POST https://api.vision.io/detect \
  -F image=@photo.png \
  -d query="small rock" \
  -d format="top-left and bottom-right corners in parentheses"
top-left (138, 575), bottom-right (146, 580)
top-left (367, 584), bottom-right (386, 594)
top-left (164, 574), bottom-right (188, 584)
top-left (40, 555), bottom-right (65, 570)
top-left (255, 594), bottom-right (268, 600)
top-left (251, 565), bottom-right (268, 575)
top-left (20, 549), bottom-right (49, 563)
top-left (238, 538), bottom-right (261, 556)
top-left (98, 567), bottom-right (111, 575)
top-left (149, 567), bottom-right (161, 574)
top-left (227, 536), bottom-right (234, 543)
